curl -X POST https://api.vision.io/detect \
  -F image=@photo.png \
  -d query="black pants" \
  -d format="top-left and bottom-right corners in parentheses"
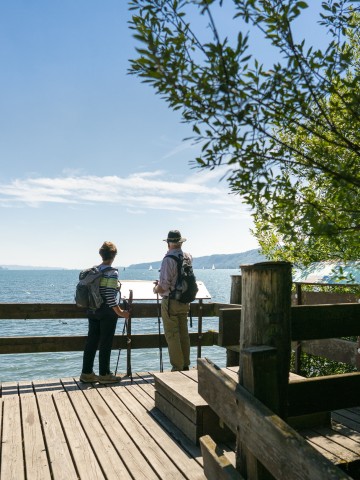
top-left (81, 306), bottom-right (118, 376)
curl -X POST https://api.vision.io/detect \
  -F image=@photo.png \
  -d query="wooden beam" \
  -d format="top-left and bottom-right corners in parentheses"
top-left (300, 338), bottom-right (357, 366)
top-left (197, 358), bottom-right (351, 480)
top-left (0, 302), bottom-right (219, 319)
top-left (291, 304), bottom-right (360, 340)
top-left (217, 304), bottom-right (360, 345)
top-left (288, 372), bottom-right (360, 416)
top-left (0, 331), bottom-right (217, 354)
top-left (218, 308), bottom-right (241, 347)
top-left (200, 435), bottom-right (243, 480)
top-left (240, 262), bottom-right (292, 419)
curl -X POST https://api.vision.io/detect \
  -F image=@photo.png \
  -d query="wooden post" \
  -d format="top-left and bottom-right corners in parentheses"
top-left (294, 283), bottom-right (302, 374)
top-left (226, 275), bottom-right (242, 367)
top-left (197, 299), bottom-right (203, 358)
top-left (236, 262), bottom-right (292, 479)
top-left (230, 275), bottom-right (242, 304)
top-left (239, 262), bottom-right (292, 419)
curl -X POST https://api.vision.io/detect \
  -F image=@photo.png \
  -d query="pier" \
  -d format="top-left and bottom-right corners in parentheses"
top-left (1, 262), bottom-right (360, 479)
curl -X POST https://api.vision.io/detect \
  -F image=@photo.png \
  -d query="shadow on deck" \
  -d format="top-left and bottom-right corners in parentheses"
top-left (0, 372), bottom-right (234, 480)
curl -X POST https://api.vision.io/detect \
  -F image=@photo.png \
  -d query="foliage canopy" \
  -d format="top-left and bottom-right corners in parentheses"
top-left (129, 0), bottom-right (360, 264)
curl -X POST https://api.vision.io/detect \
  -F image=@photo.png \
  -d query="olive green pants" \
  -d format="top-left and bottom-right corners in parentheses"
top-left (161, 298), bottom-right (190, 371)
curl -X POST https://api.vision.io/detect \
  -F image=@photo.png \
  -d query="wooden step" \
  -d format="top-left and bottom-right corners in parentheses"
top-left (153, 370), bottom-right (234, 445)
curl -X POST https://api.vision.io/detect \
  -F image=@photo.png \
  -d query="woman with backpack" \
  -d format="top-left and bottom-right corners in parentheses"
top-left (80, 241), bottom-right (129, 384)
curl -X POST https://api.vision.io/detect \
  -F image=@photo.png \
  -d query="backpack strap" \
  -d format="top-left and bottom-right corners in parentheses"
top-left (165, 254), bottom-right (182, 292)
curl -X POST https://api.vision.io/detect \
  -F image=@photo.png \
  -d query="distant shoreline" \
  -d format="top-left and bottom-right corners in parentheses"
top-left (0, 249), bottom-right (266, 271)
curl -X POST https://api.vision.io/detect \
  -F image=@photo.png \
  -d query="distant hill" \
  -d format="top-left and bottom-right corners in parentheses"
top-left (127, 249), bottom-right (266, 270)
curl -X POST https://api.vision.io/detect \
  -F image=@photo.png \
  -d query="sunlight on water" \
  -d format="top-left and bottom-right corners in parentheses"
top-left (0, 268), bottom-right (241, 381)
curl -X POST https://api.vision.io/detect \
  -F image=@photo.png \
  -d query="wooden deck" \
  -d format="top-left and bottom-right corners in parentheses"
top-left (2, 369), bottom-right (360, 479)
top-left (0, 372), bottom-right (235, 480)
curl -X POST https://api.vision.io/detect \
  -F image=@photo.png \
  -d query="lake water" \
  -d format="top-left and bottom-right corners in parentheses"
top-left (0, 268), bottom-right (240, 382)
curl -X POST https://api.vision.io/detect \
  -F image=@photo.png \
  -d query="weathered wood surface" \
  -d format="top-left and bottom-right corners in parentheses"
top-left (198, 358), bottom-right (353, 480)
top-left (291, 304), bottom-right (360, 340)
top-left (288, 373), bottom-right (360, 416)
top-left (0, 373), bottom-right (207, 480)
top-left (0, 301), bottom-right (239, 319)
top-left (218, 303), bottom-right (360, 347)
top-left (0, 331), bottom-right (217, 354)
top-left (240, 262), bottom-right (292, 422)
top-left (292, 290), bottom-right (360, 305)
top-left (154, 371), bottom-right (234, 445)
top-left (200, 435), bottom-right (243, 480)
top-left (300, 338), bottom-right (358, 365)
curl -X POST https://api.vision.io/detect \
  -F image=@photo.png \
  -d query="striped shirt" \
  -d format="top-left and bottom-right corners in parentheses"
top-left (98, 266), bottom-right (120, 308)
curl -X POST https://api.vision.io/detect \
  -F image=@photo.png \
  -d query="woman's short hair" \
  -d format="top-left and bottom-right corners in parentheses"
top-left (99, 241), bottom-right (117, 261)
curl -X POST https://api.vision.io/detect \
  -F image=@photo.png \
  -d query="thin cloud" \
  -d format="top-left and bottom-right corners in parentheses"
top-left (0, 170), bottom-right (251, 218)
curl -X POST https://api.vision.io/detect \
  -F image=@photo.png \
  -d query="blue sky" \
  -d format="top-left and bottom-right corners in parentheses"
top-left (0, 1), bottom-right (326, 269)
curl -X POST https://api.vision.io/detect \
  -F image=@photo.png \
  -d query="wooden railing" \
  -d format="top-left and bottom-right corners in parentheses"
top-left (199, 263), bottom-right (360, 480)
top-left (218, 303), bottom-right (360, 371)
top-left (0, 302), bottom-right (236, 355)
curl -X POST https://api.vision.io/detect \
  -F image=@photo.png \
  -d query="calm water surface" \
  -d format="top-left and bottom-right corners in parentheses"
top-left (0, 268), bottom-right (240, 382)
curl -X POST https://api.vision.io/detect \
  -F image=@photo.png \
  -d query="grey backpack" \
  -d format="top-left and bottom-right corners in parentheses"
top-left (75, 266), bottom-right (114, 310)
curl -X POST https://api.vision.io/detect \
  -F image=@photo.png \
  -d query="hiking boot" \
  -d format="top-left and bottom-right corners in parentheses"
top-left (80, 372), bottom-right (98, 383)
top-left (183, 366), bottom-right (190, 371)
top-left (98, 373), bottom-right (121, 384)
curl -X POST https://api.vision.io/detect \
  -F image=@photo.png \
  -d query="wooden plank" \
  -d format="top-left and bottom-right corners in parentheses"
top-left (21, 394), bottom-right (51, 480)
top-left (0, 330), bottom-right (216, 354)
top-left (154, 371), bottom-right (234, 443)
top-left (224, 367), bottom-right (239, 383)
top-left (291, 304), bottom-right (360, 340)
top-left (297, 291), bottom-right (359, 305)
top-left (36, 393), bottom-right (79, 480)
top-left (125, 380), bottom-right (205, 466)
top-left (200, 435), bottom-right (242, 480)
top-left (154, 371), bottom-right (207, 423)
top-left (301, 428), bottom-right (360, 464)
top-left (155, 390), bottom-right (199, 443)
top-left (198, 358), bottom-right (351, 480)
top-left (314, 426), bottom-right (360, 457)
top-left (333, 410), bottom-right (360, 432)
top-left (288, 373), bottom-right (360, 416)
top-left (114, 384), bottom-right (206, 479)
top-left (31, 378), bottom-right (65, 395)
top-left (0, 302), bottom-right (217, 319)
top-left (1, 396), bottom-right (25, 480)
top-left (52, 392), bottom-right (106, 479)
top-left (301, 339), bottom-right (357, 366)
top-left (64, 389), bottom-right (133, 480)
top-left (218, 308), bottom-right (241, 347)
top-left (216, 303), bottom-right (360, 345)
top-left (17, 379), bottom-right (34, 395)
top-left (98, 387), bottom-right (187, 479)
top-left (1, 381), bottom-right (18, 396)
top-left (85, 387), bottom-right (156, 480)
top-left (332, 419), bottom-right (360, 442)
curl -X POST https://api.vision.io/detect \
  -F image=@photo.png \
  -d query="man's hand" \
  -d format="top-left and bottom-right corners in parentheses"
top-left (153, 280), bottom-right (159, 294)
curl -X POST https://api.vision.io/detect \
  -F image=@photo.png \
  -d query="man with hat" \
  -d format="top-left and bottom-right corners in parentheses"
top-left (153, 230), bottom-right (192, 371)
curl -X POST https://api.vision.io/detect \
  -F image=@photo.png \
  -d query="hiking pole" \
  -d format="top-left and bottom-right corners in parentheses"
top-left (114, 300), bottom-right (129, 375)
top-left (156, 291), bottom-right (164, 373)
top-left (126, 290), bottom-right (133, 382)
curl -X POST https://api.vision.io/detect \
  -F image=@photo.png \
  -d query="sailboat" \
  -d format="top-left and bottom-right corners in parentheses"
top-left (149, 265), bottom-right (153, 271)
top-left (212, 264), bottom-right (215, 270)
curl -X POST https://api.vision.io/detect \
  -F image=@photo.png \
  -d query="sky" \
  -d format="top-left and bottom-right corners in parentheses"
top-left (0, 1), bottom-right (326, 269)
